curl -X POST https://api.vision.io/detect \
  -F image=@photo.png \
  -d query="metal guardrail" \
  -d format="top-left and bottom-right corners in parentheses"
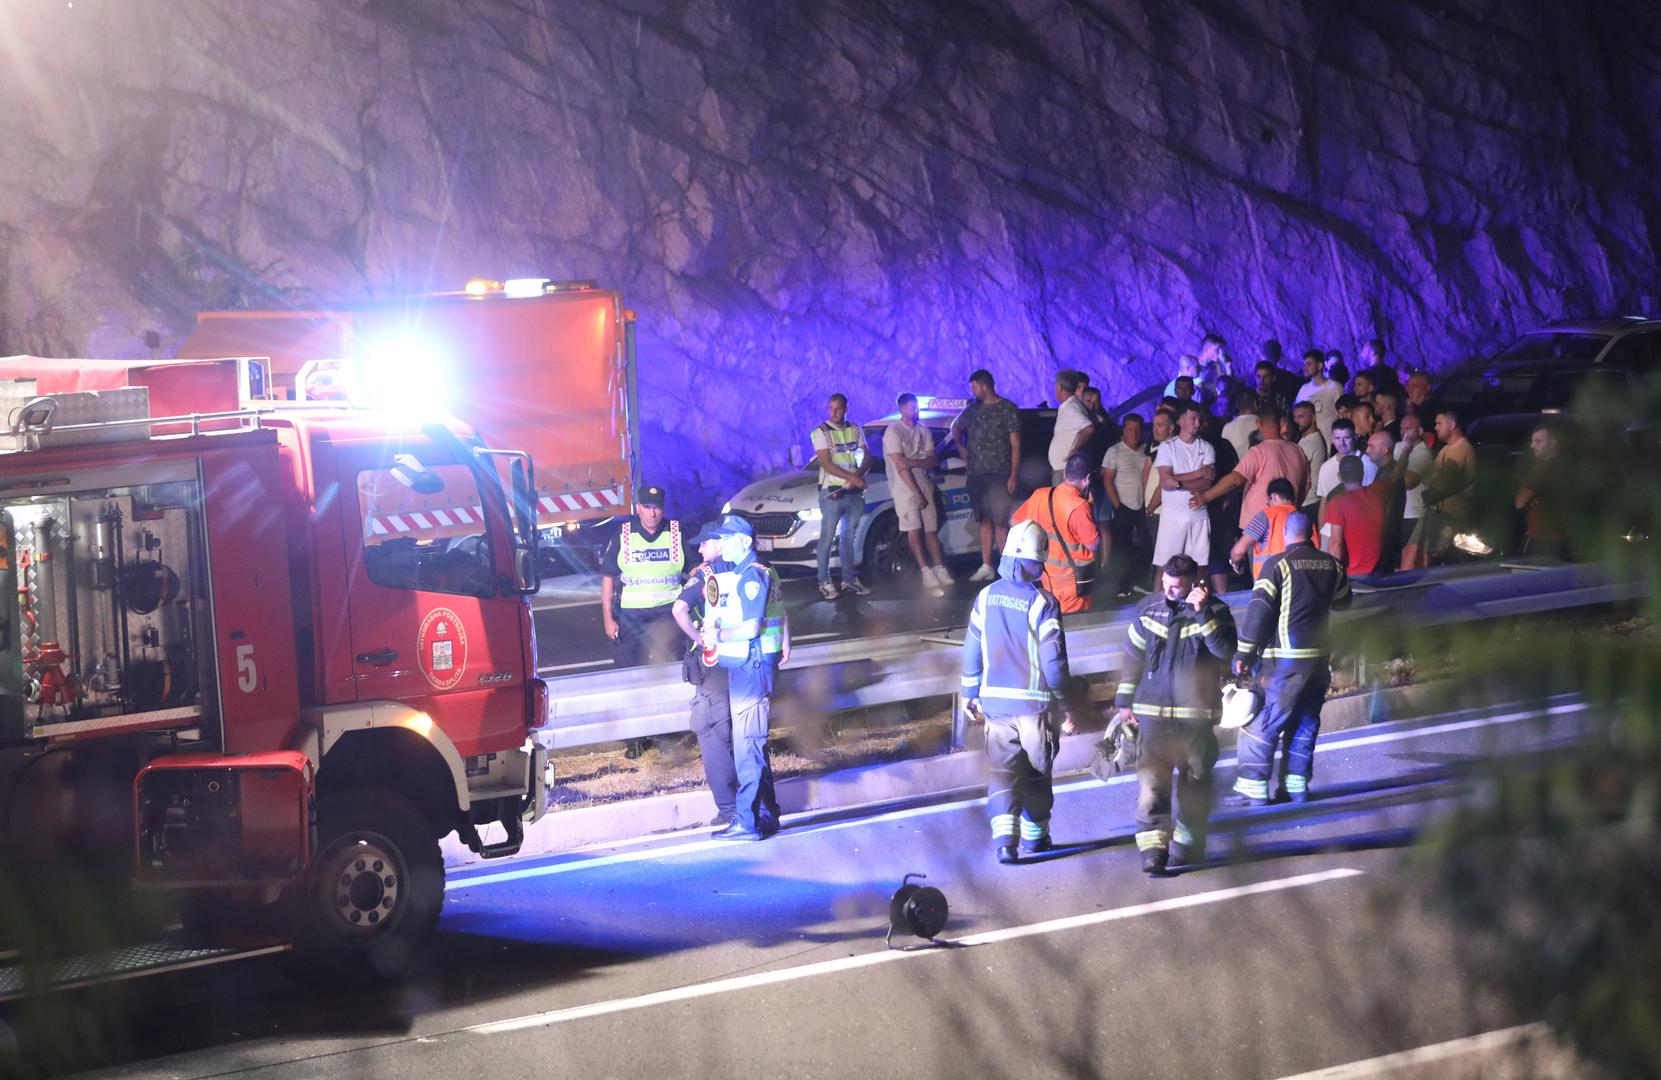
top-left (534, 558), bottom-right (1646, 749)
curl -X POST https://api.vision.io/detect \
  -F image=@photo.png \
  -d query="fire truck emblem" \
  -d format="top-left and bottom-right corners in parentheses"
top-left (418, 607), bottom-right (468, 691)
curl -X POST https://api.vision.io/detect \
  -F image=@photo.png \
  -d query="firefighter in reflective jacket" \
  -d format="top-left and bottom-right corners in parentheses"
top-left (1225, 510), bottom-right (1351, 807)
top-left (1114, 553), bottom-right (1237, 874)
top-left (702, 515), bottom-right (785, 841)
top-left (961, 520), bottom-right (1073, 865)
top-left (1011, 453), bottom-right (1100, 614)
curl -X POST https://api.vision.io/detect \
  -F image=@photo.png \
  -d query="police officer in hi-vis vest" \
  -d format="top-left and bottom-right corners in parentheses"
top-left (600, 484), bottom-right (689, 666)
top-left (699, 515), bottom-right (785, 841)
top-left (673, 520), bottom-right (791, 831)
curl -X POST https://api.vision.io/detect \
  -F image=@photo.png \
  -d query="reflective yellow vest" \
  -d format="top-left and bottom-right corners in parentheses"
top-left (618, 521), bottom-right (683, 609)
top-left (816, 421), bottom-right (864, 489)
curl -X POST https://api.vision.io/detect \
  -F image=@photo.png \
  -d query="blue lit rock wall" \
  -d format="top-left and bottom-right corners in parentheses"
top-left (1, 0), bottom-right (1657, 510)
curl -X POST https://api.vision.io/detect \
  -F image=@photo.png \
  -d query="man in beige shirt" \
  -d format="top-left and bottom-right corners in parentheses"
top-left (884, 393), bottom-right (951, 595)
top-left (1422, 407), bottom-right (1477, 560)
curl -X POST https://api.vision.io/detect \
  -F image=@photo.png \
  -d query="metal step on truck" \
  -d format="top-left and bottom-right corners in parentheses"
top-left (0, 361), bottom-right (551, 996)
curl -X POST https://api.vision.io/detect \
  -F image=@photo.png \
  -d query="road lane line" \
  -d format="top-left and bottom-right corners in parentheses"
top-left (1274, 1022), bottom-right (1551, 1078)
top-left (446, 700), bottom-right (1587, 892)
top-left (467, 867), bottom-right (1364, 1034)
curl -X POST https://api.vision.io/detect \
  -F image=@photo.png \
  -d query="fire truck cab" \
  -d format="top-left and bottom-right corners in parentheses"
top-left (0, 385), bottom-right (548, 978)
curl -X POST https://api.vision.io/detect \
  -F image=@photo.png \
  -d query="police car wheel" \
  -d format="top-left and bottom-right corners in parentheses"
top-left (862, 512), bottom-right (905, 583)
top-left (284, 790), bottom-right (443, 984)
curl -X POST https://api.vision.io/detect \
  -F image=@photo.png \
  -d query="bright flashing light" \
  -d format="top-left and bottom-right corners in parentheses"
top-left (504, 278), bottom-right (549, 299)
top-left (349, 335), bottom-right (452, 419)
top-left (402, 712), bottom-right (435, 736)
top-left (465, 278), bottom-right (502, 297)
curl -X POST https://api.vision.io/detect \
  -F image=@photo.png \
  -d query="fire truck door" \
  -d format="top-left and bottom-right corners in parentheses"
top-left (338, 446), bottom-right (525, 758)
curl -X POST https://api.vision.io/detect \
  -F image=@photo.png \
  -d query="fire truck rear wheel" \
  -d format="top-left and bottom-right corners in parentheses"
top-left (286, 789), bottom-right (443, 983)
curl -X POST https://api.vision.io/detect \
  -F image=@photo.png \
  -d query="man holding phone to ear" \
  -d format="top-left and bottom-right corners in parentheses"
top-left (1113, 554), bottom-right (1237, 876)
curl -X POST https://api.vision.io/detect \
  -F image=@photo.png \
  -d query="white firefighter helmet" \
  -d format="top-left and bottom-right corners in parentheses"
top-left (1002, 519), bottom-right (1047, 562)
top-left (1220, 679), bottom-right (1263, 730)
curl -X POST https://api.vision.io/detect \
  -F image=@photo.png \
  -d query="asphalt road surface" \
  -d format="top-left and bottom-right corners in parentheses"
top-left (14, 696), bottom-right (1596, 1079)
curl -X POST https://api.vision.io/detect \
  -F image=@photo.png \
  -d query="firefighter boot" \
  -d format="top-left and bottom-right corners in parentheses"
top-left (996, 843), bottom-right (1020, 866)
top-left (1168, 842), bottom-right (1204, 869)
top-left (1141, 847), bottom-right (1169, 875)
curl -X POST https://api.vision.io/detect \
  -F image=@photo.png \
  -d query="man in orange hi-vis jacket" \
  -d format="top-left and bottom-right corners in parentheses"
top-left (1011, 452), bottom-right (1100, 613)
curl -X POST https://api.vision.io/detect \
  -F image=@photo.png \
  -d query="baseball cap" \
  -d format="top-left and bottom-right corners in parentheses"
top-left (636, 485), bottom-right (666, 507)
top-left (691, 514), bottom-right (753, 545)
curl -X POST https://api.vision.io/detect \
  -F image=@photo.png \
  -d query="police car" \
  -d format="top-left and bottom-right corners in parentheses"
top-left (720, 398), bottom-right (1057, 582)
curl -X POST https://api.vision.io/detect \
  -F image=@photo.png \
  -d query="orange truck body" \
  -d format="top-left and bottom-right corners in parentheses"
top-left (179, 284), bottom-right (639, 533)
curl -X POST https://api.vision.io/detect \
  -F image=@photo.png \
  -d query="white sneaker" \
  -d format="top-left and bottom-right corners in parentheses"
top-left (923, 574), bottom-right (945, 598)
top-left (818, 580), bottom-right (839, 600)
top-left (929, 565), bottom-right (954, 587)
top-left (969, 564), bottom-right (996, 582)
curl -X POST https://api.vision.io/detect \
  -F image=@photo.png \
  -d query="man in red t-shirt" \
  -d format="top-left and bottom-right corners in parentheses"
top-left (1321, 456), bottom-right (1385, 577)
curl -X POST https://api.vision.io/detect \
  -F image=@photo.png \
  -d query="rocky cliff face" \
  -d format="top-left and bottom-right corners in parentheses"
top-left (1, 0), bottom-right (1657, 507)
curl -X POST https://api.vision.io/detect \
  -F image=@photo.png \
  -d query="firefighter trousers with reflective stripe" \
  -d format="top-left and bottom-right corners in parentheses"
top-left (1134, 718), bottom-right (1219, 854)
top-left (727, 656), bottom-right (780, 834)
top-left (1234, 665), bottom-right (1330, 799)
top-left (985, 712), bottom-right (1058, 845)
top-left (689, 666), bottom-right (738, 818)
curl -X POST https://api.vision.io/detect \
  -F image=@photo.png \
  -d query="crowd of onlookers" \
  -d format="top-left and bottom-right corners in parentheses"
top-left (938, 333), bottom-right (1566, 610)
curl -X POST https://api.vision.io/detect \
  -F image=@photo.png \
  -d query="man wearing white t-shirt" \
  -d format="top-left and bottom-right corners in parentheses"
top-left (1220, 388), bottom-right (1260, 461)
top-left (1152, 403), bottom-right (1214, 568)
top-left (1315, 419), bottom-right (1377, 502)
top-left (1047, 370), bottom-right (1096, 484)
top-left (1295, 348), bottom-right (1341, 443)
top-left (1293, 401), bottom-right (1328, 509)
top-left (1394, 413), bottom-right (1435, 569)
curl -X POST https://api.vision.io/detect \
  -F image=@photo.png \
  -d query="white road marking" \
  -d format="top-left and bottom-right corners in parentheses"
top-left (446, 699), bottom-right (1587, 893)
top-left (468, 867), bottom-right (1364, 1034)
top-left (1274, 1022), bottom-right (1551, 1078)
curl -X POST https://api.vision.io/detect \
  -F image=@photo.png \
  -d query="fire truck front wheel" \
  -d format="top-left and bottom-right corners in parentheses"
top-left (287, 789), bottom-right (444, 983)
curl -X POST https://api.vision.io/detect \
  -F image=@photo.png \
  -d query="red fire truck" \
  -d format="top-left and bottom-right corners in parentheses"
top-left (0, 378), bottom-right (549, 987)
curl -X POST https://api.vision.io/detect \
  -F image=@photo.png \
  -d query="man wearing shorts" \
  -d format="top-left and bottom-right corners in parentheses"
top-left (884, 392), bottom-right (951, 595)
top-left (951, 368), bottom-right (1021, 582)
top-left (1152, 402), bottom-right (1214, 569)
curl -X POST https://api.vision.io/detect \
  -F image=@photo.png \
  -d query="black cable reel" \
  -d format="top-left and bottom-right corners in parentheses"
top-left (887, 872), bottom-right (949, 949)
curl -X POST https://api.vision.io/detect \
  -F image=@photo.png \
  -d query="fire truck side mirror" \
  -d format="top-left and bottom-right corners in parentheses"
top-left (509, 458), bottom-right (541, 595)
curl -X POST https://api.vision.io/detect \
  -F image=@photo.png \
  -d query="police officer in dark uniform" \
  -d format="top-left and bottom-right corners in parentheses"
top-left (1226, 510), bottom-right (1351, 806)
